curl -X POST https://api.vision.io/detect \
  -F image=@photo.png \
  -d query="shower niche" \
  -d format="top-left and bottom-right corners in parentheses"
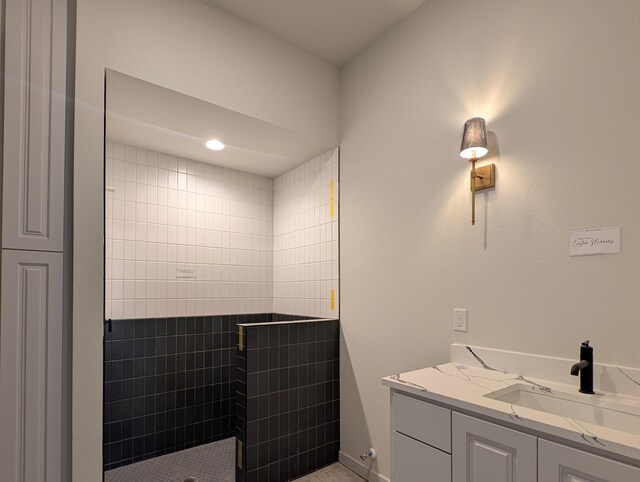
top-left (103, 71), bottom-right (340, 482)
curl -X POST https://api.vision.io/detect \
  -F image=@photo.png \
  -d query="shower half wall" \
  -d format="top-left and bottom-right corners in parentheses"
top-left (236, 318), bottom-right (340, 481)
top-left (103, 143), bottom-right (339, 472)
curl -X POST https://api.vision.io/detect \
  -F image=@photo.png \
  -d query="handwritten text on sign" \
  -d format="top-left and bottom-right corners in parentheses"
top-left (570, 226), bottom-right (621, 256)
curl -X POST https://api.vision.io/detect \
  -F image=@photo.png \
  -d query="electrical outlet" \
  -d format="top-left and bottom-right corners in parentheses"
top-left (453, 309), bottom-right (468, 332)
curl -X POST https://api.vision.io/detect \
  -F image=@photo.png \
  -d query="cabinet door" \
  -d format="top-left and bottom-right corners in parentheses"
top-left (2, 0), bottom-right (68, 252)
top-left (539, 440), bottom-right (640, 482)
top-left (452, 413), bottom-right (536, 482)
top-left (0, 249), bottom-right (63, 482)
top-left (392, 431), bottom-right (450, 482)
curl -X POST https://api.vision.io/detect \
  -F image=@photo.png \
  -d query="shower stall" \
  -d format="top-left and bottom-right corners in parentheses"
top-left (102, 72), bottom-right (340, 482)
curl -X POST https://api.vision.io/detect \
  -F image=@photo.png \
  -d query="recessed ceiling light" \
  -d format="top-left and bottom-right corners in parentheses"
top-left (205, 139), bottom-right (225, 151)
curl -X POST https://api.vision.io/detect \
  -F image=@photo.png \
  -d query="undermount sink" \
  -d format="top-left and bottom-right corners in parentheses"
top-left (485, 383), bottom-right (640, 435)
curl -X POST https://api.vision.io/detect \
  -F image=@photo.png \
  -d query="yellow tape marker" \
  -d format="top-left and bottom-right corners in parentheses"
top-left (238, 326), bottom-right (244, 351)
top-left (237, 439), bottom-right (243, 469)
top-left (331, 289), bottom-right (335, 311)
top-left (330, 179), bottom-right (335, 218)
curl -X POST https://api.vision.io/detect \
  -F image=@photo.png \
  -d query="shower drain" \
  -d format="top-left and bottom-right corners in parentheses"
top-left (183, 478), bottom-right (197, 482)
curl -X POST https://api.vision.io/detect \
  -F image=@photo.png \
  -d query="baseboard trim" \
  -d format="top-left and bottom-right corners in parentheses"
top-left (339, 451), bottom-right (390, 482)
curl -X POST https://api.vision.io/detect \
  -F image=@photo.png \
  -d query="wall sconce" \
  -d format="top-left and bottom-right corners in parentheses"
top-left (460, 117), bottom-right (495, 225)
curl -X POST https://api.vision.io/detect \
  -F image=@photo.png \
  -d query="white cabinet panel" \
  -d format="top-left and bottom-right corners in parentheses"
top-left (392, 391), bottom-right (451, 452)
top-left (452, 413), bottom-right (536, 482)
top-left (2, 0), bottom-right (68, 251)
top-left (539, 439), bottom-right (640, 482)
top-left (392, 431), bottom-right (450, 482)
top-left (1, 0), bottom-right (69, 479)
top-left (0, 249), bottom-right (63, 482)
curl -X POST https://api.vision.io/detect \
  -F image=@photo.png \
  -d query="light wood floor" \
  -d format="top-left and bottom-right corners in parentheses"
top-left (295, 463), bottom-right (365, 481)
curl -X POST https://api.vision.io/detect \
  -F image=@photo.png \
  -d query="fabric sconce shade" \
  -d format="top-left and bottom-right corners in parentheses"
top-left (460, 117), bottom-right (488, 160)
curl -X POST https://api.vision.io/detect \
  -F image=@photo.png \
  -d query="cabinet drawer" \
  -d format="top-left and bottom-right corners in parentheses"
top-left (392, 391), bottom-right (451, 452)
top-left (392, 431), bottom-right (450, 482)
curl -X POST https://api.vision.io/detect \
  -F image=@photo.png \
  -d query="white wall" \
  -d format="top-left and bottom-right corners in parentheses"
top-left (339, 0), bottom-right (640, 478)
top-left (273, 148), bottom-right (340, 318)
top-left (105, 141), bottom-right (274, 320)
top-left (74, 0), bottom-right (339, 478)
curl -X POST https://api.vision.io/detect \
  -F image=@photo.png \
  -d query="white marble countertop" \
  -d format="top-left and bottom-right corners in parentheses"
top-left (382, 345), bottom-right (640, 464)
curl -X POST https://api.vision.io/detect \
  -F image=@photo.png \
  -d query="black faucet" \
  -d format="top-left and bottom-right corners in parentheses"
top-left (570, 340), bottom-right (594, 394)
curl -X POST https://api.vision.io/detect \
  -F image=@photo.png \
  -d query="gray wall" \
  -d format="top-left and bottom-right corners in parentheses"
top-left (339, 0), bottom-right (640, 478)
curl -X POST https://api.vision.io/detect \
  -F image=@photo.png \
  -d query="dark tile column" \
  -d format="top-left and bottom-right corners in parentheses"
top-left (235, 323), bottom-right (249, 482)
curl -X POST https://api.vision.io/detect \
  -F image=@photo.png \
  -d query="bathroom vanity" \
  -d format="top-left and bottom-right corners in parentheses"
top-left (383, 345), bottom-right (640, 482)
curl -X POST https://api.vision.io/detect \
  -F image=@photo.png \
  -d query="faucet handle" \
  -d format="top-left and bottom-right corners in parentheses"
top-left (582, 340), bottom-right (591, 347)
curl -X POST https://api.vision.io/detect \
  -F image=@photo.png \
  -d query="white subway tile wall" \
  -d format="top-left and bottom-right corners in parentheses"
top-left (273, 148), bottom-right (339, 318)
top-left (105, 142), bottom-right (274, 319)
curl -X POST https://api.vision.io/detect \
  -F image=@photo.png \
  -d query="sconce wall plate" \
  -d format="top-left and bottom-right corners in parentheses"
top-left (470, 164), bottom-right (495, 191)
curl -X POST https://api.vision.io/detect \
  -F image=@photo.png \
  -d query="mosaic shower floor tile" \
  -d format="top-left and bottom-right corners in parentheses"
top-left (105, 438), bottom-right (235, 482)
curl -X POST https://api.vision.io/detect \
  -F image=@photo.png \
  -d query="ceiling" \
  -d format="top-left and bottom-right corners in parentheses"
top-left (106, 2), bottom-right (429, 175)
top-left (106, 71), bottom-right (332, 178)
top-left (202, 0), bottom-right (427, 65)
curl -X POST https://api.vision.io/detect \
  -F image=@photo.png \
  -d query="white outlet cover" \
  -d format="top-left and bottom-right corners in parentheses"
top-left (453, 308), bottom-right (468, 332)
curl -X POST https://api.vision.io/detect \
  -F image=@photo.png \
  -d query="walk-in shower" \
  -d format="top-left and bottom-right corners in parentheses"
top-left (102, 72), bottom-right (340, 481)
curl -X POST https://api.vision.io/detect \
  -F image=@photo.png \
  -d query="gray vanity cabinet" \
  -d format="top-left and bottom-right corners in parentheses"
top-left (452, 413), bottom-right (537, 482)
top-left (390, 389), bottom-right (640, 482)
top-left (538, 440), bottom-right (640, 482)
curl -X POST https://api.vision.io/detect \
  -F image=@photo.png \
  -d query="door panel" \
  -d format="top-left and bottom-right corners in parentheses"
top-left (0, 250), bottom-right (63, 482)
top-left (2, 0), bottom-right (67, 251)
